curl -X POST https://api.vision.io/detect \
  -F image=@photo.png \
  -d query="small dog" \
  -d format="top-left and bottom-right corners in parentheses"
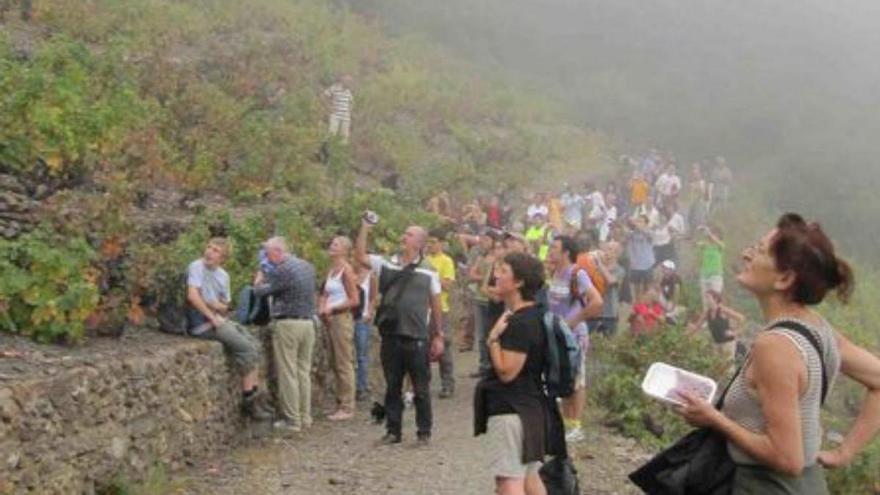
top-left (370, 401), bottom-right (386, 424)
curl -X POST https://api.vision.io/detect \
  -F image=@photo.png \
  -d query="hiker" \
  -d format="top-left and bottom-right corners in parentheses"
top-left (560, 184), bottom-right (585, 233)
top-left (465, 230), bottom-right (498, 375)
top-left (687, 162), bottom-right (709, 229)
top-left (651, 203), bottom-right (686, 266)
top-left (657, 260), bottom-right (685, 325)
top-left (628, 286), bottom-right (664, 336)
top-left (626, 215), bottom-right (655, 301)
top-left (654, 163), bottom-right (681, 209)
top-left (674, 213), bottom-right (880, 492)
top-left (547, 236), bottom-right (603, 443)
top-left (711, 156), bottom-right (733, 208)
top-left (526, 192), bottom-right (549, 220)
top-left (629, 171), bottom-right (651, 215)
top-left (354, 216), bottom-right (444, 445)
top-left (473, 252), bottom-right (550, 495)
top-left (253, 236), bottom-right (317, 433)
top-left (426, 232), bottom-right (457, 398)
top-left (318, 236), bottom-right (360, 421)
top-left (697, 223), bottom-right (725, 311)
top-left (687, 289), bottom-right (744, 366)
top-left (322, 74), bottom-right (354, 143)
top-left (185, 238), bottom-right (272, 421)
top-left (353, 261), bottom-right (378, 402)
top-left (592, 241), bottom-right (625, 337)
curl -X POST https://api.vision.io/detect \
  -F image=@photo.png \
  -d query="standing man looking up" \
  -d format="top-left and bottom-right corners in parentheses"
top-left (426, 232), bottom-right (457, 398)
top-left (253, 237), bottom-right (317, 433)
top-left (323, 74), bottom-right (354, 143)
top-left (355, 217), bottom-right (444, 445)
top-left (546, 235), bottom-right (603, 443)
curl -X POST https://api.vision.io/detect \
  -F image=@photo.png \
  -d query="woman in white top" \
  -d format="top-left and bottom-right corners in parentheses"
top-left (318, 236), bottom-right (360, 420)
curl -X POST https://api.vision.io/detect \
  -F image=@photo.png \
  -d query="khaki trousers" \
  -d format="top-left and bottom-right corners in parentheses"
top-left (326, 313), bottom-right (356, 412)
top-left (273, 318), bottom-right (315, 426)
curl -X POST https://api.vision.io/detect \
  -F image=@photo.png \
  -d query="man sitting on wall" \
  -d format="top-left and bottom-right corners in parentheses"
top-left (185, 237), bottom-right (272, 420)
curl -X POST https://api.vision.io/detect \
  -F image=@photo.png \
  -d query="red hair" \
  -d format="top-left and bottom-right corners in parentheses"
top-left (771, 213), bottom-right (854, 305)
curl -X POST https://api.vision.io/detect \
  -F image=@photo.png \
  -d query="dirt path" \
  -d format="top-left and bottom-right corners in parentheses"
top-left (180, 353), bottom-right (649, 495)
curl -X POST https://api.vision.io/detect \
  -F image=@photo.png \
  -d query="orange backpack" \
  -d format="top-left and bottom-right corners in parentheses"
top-left (574, 252), bottom-right (607, 296)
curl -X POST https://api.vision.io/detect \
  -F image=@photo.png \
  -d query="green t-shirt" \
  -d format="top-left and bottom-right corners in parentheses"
top-left (700, 243), bottom-right (724, 277)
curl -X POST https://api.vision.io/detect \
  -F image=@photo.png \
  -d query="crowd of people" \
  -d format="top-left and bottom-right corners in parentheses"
top-left (180, 149), bottom-right (880, 494)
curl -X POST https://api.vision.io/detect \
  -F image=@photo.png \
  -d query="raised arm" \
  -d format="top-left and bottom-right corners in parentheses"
top-left (354, 221), bottom-right (372, 269)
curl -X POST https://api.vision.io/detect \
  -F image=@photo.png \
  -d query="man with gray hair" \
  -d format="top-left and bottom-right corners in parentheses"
top-left (355, 220), bottom-right (444, 445)
top-left (253, 236), bottom-right (317, 433)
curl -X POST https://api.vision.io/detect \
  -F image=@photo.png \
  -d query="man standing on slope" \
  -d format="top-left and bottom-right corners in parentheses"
top-left (355, 216), bottom-right (444, 445)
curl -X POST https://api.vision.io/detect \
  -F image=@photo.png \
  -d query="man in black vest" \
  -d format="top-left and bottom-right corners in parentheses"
top-left (354, 218), bottom-right (444, 445)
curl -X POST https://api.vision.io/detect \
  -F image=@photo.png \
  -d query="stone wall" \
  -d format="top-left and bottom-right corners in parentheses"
top-left (0, 332), bottom-right (249, 494)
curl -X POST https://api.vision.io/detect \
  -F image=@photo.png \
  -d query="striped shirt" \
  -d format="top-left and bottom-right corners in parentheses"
top-left (323, 83), bottom-right (353, 120)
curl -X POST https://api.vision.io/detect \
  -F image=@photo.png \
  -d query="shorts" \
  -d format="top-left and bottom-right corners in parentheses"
top-left (486, 414), bottom-right (542, 478)
top-left (630, 268), bottom-right (653, 284)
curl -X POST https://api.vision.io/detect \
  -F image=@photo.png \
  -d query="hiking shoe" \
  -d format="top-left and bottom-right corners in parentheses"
top-left (273, 419), bottom-right (302, 434)
top-left (565, 427), bottom-right (585, 443)
top-left (379, 433), bottom-right (402, 445)
top-left (242, 392), bottom-right (273, 421)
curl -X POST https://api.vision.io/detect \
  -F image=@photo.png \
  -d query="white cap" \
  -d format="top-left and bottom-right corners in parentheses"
top-left (661, 260), bottom-right (676, 270)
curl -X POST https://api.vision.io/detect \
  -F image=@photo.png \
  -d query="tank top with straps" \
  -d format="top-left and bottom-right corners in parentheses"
top-left (721, 317), bottom-right (840, 466)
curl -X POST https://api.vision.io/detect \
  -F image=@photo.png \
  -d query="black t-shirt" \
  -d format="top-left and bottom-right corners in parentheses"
top-left (485, 305), bottom-right (547, 416)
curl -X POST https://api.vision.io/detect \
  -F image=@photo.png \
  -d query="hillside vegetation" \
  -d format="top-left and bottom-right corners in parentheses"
top-left (0, 0), bottom-right (607, 342)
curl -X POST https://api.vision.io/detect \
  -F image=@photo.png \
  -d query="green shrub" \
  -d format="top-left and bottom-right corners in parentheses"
top-left (0, 229), bottom-right (99, 343)
top-left (589, 326), bottom-right (726, 449)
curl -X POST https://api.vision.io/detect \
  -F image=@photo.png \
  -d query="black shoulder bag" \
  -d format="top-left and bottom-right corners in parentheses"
top-left (373, 262), bottom-right (418, 336)
top-left (629, 320), bottom-right (828, 494)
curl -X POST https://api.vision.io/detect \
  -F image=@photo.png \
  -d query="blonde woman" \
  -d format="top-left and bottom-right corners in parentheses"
top-left (318, 236), bottom-right (360, 421)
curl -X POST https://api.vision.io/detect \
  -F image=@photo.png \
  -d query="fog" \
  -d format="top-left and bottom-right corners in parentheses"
top-left (351, 0), bottom-right (880, 258)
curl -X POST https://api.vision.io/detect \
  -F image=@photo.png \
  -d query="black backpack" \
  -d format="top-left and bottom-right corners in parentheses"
top-left (156, 273), bottom-right (188, 335)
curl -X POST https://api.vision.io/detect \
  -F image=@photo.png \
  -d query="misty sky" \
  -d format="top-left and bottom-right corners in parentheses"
top-left (354, 0), bottom-right (880, 256)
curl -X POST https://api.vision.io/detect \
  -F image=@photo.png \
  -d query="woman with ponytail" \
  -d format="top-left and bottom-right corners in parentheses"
top-left (673, 213), bottom-right (880, 494)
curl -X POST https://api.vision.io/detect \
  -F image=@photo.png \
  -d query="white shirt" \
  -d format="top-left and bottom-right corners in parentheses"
top-left (527, 203), bottom-right (549, 219)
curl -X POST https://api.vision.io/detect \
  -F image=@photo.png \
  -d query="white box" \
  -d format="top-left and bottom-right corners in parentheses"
top-left (641, 362), bottom-right (717, 407)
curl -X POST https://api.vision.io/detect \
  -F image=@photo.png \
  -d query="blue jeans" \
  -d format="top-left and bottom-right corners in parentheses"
top-left (354, 319), bottom-right (371, 393)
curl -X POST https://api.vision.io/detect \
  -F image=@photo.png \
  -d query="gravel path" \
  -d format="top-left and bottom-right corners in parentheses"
top-left (179, 352), bottom-right (649, 495)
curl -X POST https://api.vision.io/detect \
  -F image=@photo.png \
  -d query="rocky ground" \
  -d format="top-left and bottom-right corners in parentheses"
top-left (178, 351), bottom-right (651, 495)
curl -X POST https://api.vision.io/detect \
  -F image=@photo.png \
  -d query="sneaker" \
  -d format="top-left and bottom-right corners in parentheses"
top-left (356, 390), bottom-right (370, 402)
top-left (379, 433), bottom-right (402, 445)
top-left (416, 433), bottom-right (431, 447)
top-left (438, 388), bottom-right (454, 399)
top-left (273, 419), bottom-right (302, 434)
top-left (327, 410), bottom-right (354, 421)
top-left (565, 427), bottom-right (585, 443)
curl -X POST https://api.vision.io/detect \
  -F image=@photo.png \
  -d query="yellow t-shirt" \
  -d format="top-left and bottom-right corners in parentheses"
top-left (427, 253), bottom-right (456, 313)
top-left (631, 178), bottom-right (650, 205)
